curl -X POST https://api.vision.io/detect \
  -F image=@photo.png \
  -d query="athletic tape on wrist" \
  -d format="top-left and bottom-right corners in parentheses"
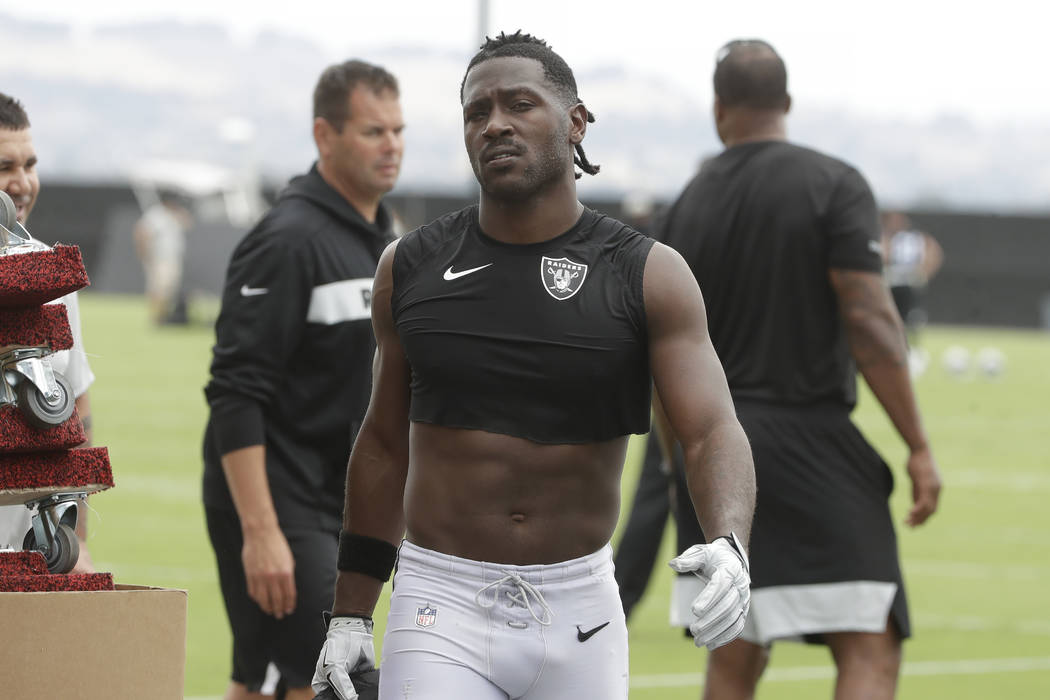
top-left (323, 611), bottom-right (374, 633)
top-left (337, 532), bottom-right (398, 581)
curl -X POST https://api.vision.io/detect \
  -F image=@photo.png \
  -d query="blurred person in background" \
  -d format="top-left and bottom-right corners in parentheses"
top-left (658, 40), bottom-right (942, 699)
top-left (311, 31), bottom-right (755, 700)
top-left (202, 59), bottom-right (403, 700)
top-left (133, 189), bottom-right (193, 325)
top-left (0, 92), bottom-right (96, 572)
top-left (881, 210), bottom-right (944, 375)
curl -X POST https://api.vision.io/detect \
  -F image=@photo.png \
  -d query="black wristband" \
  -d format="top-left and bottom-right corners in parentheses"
top-left (337, 532), bottom-right (398, 582)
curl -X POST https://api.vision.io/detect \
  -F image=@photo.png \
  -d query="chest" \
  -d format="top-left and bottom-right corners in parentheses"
top-left (394, 245), bottom-right (645, 390)
top-left (401, 243), bottom-right (639, 338)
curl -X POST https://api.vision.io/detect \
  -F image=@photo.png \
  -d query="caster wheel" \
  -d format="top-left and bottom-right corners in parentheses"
top-left (17, 370), bottom-right (74, 428)
top-left (23, 522), bottom-right (80, 573)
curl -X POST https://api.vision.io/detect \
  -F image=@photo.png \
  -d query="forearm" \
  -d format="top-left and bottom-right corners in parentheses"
top-left (342, 444), bottom-right (407, 543)
top-left (682, 418), bottom-right (756, 546)
top-left (650, 392), bottom-right (676, 464)
top-left (332, 571), bottom-right (386, 618)
top-left (334, 431), bottom-right (408, 616)
top-left (846, 309), bottom-right (929, 451)
top-left (220, 445), bottom-right (280, 534)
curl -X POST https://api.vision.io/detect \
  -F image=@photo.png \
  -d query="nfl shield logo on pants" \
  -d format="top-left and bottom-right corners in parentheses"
top-left (415, 605), bottom-right (438, 628)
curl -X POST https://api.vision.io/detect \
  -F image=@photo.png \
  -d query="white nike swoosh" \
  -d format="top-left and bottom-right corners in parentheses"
top-left (240, 284), bottom-right (269, 296)
top-left (443, 263), bottom-right (493, 281)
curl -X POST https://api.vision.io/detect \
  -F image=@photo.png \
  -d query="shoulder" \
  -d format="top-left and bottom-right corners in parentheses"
top-left (784, 143), bottom-right (868, 184)
top-left (396, 205), bottom-right (476, 264)
top-left (233, 196), bottom-right (332, 260)
top-left (586, 211), bottom-right (655, 261)
top-left (643, 242), bottom-right (705, 330)
top-left (643, 241), bottom-right (693, 282)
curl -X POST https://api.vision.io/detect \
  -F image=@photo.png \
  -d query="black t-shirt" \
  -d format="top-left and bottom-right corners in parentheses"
top-left (658, 141), bottom-right (883, 409)
top-left (392, 205), bottom-right (655, 444)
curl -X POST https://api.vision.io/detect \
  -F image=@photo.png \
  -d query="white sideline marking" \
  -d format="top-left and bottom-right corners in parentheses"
top-left (629, 656), bottom-right (1050, 688)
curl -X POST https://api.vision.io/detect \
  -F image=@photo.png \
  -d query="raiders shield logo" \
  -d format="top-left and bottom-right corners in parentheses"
top-left (541, 256), bottom-right (588, 300)
top-left (415, 605), bottom-right (438, 628)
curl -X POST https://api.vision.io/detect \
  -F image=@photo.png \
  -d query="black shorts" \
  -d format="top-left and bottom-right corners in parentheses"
top-left (205, 507), bottom-right (338, 690)
top-left (671, 402), bottom-right (910, 644)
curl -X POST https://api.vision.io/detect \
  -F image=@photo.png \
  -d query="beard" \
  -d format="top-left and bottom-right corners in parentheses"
top-left (473, 125), bottom-right (572, 202)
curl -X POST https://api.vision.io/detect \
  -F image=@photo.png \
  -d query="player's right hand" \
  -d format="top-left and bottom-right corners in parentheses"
top-left (312, 616), bottom-right (376, 700)
top-left (241, 526), bottom-right (296, 618)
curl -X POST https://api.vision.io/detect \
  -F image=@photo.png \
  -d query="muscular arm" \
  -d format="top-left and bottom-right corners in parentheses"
top-left (333, 241), bottom-right (411, 617)
top-left (829, 268), bottom-right (942, 525)
top-left (646, 243), bottom-right (755, 545)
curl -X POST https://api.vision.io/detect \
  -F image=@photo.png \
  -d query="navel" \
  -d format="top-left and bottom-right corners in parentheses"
top-left (510, 512), bottom-right (526, 523)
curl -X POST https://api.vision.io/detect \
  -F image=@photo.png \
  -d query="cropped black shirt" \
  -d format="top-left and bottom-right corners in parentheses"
top-left (391, 206), bottom-right (655, 444)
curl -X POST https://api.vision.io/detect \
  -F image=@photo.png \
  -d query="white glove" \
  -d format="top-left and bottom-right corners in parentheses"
top-left (312, 616), bottom-right (376, 700)
top-left (668, 533), bottom-right (751, 650)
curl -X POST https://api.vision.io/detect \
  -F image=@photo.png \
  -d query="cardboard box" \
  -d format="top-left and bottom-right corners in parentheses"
top-left (0, 583), bottom-right (187, 699)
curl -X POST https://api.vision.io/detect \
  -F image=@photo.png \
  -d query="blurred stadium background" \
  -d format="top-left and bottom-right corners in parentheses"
top-left (3, 0), bottom-right (1049, 697)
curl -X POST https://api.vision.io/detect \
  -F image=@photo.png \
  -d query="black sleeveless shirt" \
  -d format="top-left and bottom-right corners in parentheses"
top-left (391, 205), bottom-right (655, 444)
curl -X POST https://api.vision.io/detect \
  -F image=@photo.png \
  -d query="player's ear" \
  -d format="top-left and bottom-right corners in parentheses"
top-left (568, 103), bottom-right (588, 145)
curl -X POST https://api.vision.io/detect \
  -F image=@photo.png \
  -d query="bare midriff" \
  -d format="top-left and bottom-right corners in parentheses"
top-left (403, 422), bottom-right (630, 565)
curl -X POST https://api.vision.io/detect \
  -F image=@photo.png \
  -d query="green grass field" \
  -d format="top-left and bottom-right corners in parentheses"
top-left (79, 293), bottom-right (1050, 699)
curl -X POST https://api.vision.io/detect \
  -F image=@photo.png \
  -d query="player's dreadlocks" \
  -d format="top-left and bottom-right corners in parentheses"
top-left (462, 30), bottom-right (599, 179)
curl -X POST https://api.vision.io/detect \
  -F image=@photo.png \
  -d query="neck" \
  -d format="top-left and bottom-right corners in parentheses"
top-left (478, 179), bottom-right (583, 244)
top-left (721, 110), bottom-right (787, 148)
top-left (317, 160), bottom-right (380, 223)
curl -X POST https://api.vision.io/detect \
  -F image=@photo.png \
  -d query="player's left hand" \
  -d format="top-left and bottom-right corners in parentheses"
top-left (669, 533), bottom-right (750, 650)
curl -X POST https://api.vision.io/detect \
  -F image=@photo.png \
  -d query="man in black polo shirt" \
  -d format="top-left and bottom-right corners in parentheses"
top-left (658, 39), bottom-right (942, 699)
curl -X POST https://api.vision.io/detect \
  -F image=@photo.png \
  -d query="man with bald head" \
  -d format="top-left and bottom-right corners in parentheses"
top-left (657, 40), bottom-right (943, 699)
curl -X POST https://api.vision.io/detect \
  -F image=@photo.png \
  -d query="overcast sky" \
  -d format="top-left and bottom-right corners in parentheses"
top-left (2, 0), bottom-right (1044, 127)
